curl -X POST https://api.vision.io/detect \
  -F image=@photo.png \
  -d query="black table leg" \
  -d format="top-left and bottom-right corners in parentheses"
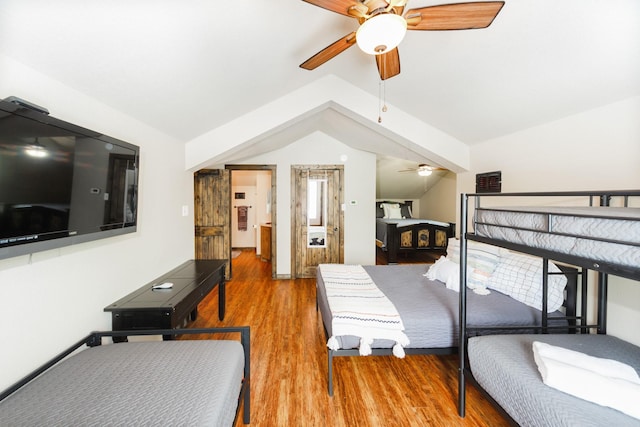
top-left (219, 279), bottom-right (225, 320)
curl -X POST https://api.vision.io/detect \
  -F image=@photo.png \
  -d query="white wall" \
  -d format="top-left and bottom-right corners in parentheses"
top-left (234, 131), bottom-right (377, 275)
top-left (419, 171), bottom-right (457, 224)
top-left (0, 55), bottom-right (195, 390)
top-left (457, 96), bottom-right (640, 345)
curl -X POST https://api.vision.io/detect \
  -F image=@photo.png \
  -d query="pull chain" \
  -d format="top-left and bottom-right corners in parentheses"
top-left (378, 79), bottom-right (388, 123)
top-left (378, 80), bottom-right (383, 123)
top-left (382, 80), bottom-right (388, 113)
top-left (378, 54), bottom-right (388, 123)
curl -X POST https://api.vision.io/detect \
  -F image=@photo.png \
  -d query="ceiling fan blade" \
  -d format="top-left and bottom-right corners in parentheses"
top-left (405, 1), bottom-right (505, 31)
top-left (375, 48), bottom-right (400, 80)
top-left (300, 32), bottom-right (357, 70)
top-left (302, 0), bottom-right (363, 17)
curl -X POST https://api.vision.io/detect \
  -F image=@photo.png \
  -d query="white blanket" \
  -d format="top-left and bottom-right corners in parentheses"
top-left (533, 341), bottom-right (640, 420)
top-left (320, 264), bottom-right (410, 357)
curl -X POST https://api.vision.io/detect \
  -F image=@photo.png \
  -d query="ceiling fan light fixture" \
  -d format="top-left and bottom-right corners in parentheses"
top-left (417, 166), bottom-right (432, 176)
top-left (356, 13), bottom-right (407, 55)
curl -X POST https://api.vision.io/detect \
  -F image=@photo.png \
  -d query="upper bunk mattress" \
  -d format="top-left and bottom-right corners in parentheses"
top-left (475, 206), bottom-right (640, 267)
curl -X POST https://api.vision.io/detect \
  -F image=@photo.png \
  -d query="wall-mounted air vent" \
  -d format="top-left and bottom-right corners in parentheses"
top-left (476, 171), bottom-right (502, 193)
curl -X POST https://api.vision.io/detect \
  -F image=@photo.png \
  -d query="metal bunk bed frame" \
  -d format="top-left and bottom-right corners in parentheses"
top-left (457, 189), bottom-right (640, 419)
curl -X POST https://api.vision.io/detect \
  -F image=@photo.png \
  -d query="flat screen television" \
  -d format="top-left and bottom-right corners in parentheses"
top-left (0, 97), bottom-right (139, 260)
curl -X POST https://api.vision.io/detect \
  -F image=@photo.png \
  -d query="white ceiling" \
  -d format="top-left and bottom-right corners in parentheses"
top-left (1, 0), bottom-right (639, 198)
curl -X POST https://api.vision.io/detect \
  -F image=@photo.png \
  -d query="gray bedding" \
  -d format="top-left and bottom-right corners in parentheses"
top-left (475, 206), bottom-right (640, 269)
top-left (468, 334), bottom-right (640, 427)
top-left (317, 264), bottom-right (566, 350)
top-left (0, 340), bottom-right (244, 426)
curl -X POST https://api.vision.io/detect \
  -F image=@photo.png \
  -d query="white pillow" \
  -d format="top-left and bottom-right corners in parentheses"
top-left (486, 251), bottom-right (567, 312)
top-left (446, 238), bottom-right (503, 289)
top-left (425, 256), bottom-right (490, 295)
top-left (381, 203), bottom-right (400, 219)
top-left (387, 206), bottom-right (403, 219)
top-left (425, 256), bottom-right (458, 290)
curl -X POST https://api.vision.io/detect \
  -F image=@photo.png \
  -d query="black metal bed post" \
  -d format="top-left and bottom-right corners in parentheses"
top-left (581, 268), bottom-right (589, 331)
top-left (542, 259), bottom-right (549, 331)
top-left (597, 193), bottom-right (611, 334)
top-left (328, 350), bottom-right (334, 396)
top-left (458, 193), bottom-right (469, 417)
top-left (241, 326), bottom-right (251, 424)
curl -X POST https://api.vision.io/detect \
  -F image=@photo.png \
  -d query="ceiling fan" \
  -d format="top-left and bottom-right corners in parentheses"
top-left (398, 163), bottom-right (445, 176)
top-left (300, 0), bottom-right (505, 80)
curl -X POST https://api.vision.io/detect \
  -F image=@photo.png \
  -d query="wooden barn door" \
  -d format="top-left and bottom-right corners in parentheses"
top-left (292, 165), bottom-right (344, 278)
top-left (194, 169), bottom-right (231, 279)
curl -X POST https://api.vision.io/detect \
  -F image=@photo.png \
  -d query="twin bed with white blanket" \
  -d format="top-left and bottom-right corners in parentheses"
top-left (316, 258), bottom-right (577, 396)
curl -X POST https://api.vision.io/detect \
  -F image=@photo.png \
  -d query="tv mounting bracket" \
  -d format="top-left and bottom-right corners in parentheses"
top-left (3, 96), bottom-right (49, 115)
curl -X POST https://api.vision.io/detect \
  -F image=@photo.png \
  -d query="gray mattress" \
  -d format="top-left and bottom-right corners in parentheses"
top-left (0, 340), bottom-right (244, 427)
top-left (317, 264), bottom-right (566, 350)
top-left (475, 206), bottom-right (640, 268)
top-left (468, 334), bottom-right (640, 427)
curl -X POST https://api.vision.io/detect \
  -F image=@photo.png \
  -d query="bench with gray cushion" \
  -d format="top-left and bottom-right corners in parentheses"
top-left (0, 327), bottom-right (250, 426)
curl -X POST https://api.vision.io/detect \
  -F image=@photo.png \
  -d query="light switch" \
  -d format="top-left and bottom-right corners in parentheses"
top-left (181, 205), bottom-right (189, 216)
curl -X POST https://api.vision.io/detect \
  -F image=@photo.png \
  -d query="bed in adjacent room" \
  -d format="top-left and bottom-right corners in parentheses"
top-left (375, 201), bottom-right (455, 263)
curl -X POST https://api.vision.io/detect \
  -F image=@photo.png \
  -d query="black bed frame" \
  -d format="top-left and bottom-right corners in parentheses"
top-left (376, 201), bottom-right (456, 264)
top-left (380, 220), bottom-right (456, 264)
top-left (0, 327), bottom-right (251, 425)
top-left (457, 190), bottom-right (640, 420)
top-left (325, 344), bottom-right (455, 396)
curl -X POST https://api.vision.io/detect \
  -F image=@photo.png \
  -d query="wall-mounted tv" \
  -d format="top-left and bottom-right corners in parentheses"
top-left (0, 97), bottom-right (140, 260)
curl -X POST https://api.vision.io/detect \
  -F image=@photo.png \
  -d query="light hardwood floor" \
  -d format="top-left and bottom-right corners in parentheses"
top-left (189, 249), bottom-right (509, 426)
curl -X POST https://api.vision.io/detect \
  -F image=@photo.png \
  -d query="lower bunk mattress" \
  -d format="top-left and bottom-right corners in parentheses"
top-left (317, 264), bottom-right (567, 351)
top-left (0, 340), bottom-right (245, 426)
top-left (468, 334), bottom-right (640, 427)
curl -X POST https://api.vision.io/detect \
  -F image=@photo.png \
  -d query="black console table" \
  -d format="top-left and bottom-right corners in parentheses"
top-left (104, 259), bottom-right (226, 341)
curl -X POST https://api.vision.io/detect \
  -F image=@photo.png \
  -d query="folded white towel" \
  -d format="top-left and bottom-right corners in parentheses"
top-left (533, 341), bottom-right (640, 383)
top-left (533, 341), bottom-right (640, 420)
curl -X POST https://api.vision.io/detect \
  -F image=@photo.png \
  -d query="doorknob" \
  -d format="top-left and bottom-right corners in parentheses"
top-left (334, 227), bottom-right (338, 232)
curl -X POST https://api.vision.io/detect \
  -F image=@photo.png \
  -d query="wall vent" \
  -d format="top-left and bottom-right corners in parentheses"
top-left (476, 171), bottom-right (502, 193)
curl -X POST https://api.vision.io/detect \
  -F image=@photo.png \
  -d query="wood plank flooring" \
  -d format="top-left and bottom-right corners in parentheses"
top-left (188, 249), bottom-right (509, 426)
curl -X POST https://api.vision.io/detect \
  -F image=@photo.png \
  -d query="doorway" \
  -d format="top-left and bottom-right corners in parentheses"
top-left (291, 165), bottom-right (344, 278)
top-left (229, 165), bottom-right (276, 279)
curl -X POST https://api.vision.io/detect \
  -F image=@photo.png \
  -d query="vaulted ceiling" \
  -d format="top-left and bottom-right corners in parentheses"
top-left (1, 1), bottom-right (639, 198)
